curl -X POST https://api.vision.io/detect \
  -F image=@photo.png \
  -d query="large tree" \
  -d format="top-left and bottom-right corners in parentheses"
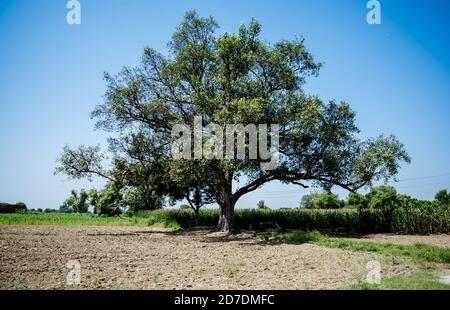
top-left (56, 11), bottom-right (410, 233)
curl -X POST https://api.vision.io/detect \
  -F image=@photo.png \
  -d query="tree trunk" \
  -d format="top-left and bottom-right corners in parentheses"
top-left (216, 198), bottom-right (236, 233)
top-left (215, 173), bottom-right (237, 233)
top-left (194, 207), bottom-right (199, 226)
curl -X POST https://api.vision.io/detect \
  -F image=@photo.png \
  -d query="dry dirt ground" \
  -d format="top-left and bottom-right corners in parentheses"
top-left (0, 225), bottom-right (422, 290)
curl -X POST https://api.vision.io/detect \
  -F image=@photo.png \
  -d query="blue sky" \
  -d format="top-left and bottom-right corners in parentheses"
top-left (0, 0), bottom-right (449, 210)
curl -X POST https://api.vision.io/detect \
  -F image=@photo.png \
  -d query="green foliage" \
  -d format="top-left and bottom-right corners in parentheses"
top-left (223, 261), bottom-right (240, 279)
top-left (315, 192), bottom-right (344, 209)
top-left (435, 189), bottom-right (450, 204)
top-left (389, 201), bottom-right (450, 234)
top-left (397, 194), bottom-right (418, 209)
top-left (347, 192), bottom-right (367, 209)
top-left (0, 213), bottom-right (148, 226)
top-left (350, 269), bottom-right (450, 290)
top-left (360, 185), bottom-right (398, 230)
top-left (180, 204), bottom-right (191, 210)
top-left (15, 202), bottom-right (27, 213)
top-left (59, 204), bottom-right (73, 213)
top-left (257, 200), bottom-right (270, 210)
top-left (257, 230), bottom-right (450, 264)
top-left (348, 187), bottom-right (450, 234)
top-left (299, 193), bottom-right (315, 209)
top-left (60, 189), bottom-right (89, 213)
top-left (123, 185), bottom-right (163, 212)
top-left (121, 207), bottom-right (449, 234)
top-left (55, 11), bottom-right (410, 232)
top-left (135, 210), bottom-right (183, 229)
top-left (90, 186), bottom-right (123, 216)
top-left (316, 238), bottom-right (450, 264)
top-left (365, 185), bottom-right (398, 210)
top-left (60, 182), bottom-right (165, 217)
top-left (43, 208), bottom-right (58, 213)
top-left (299, 192), bottom-right (344, 209)
top-left (1, 203), bottom-right (449, 235)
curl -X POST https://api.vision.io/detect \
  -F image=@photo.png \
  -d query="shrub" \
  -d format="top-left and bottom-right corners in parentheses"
top-left (90, 186), bottom-right (122, 216)
top-left (123, 186), bottom-right (163, 212)
top-left (390, 201), bottom-right (450, 234)
top-left (366, 185), bottom-right (398, 210)
top-left (15, 202), bottom-right (27, 213)
top-left (397, 194), bottom-right (419, 208)
top-left (435, 189), bottom-right (450, 205)
top-left (134, 204), bottom-right (449, 235)
top-left (347, 192), bottom-right (367, 209)
top-left (257, 200), bottom-right (270, 210)
top-left (299, 193), bottom-right (315, 209)
top-left (60, 190), bottom-right (89, 213)
top-left (59, 204), bottom-right (73, 213)
top-left (315, 192), bottom-right (344, 209)
top-left (299, 192), bottom-right (344, 209)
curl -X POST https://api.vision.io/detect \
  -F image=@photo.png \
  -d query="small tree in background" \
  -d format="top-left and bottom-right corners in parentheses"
top-left (90, 185), bottom-right (123, 216)
top-left (366, 185), bottom-right (399, 210)
top-left (435, 189), bottom-right (450, 205)
top-left (364, 185), bottom-right (399, 230)
top-left (60, 189), bottom-right (89, 213)
top-left (123, 186), bottom-right (163, 213)
top-left (299, 192), bottom-right (343, 209)
top-left (60, 192), bottom-right (76, 213)
top-left (15, 202), bottom-right (27, 213)
top-left (59, 203), bottom-right (73, 213)
top-left (347, 192), bottom-right (368, 209)
top-left (397, 194), bottom-right (419, 209)
top-left (257, 200), bottom-right (270, 210)
top-left (314, 192), bottom-right (344, 209)
top-left (185, 185), bottom-right (215, 221)
top-left (299, 193), bottom-right (315, 209)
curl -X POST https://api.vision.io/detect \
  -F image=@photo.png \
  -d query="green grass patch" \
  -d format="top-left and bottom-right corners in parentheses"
top-left (2, 207), bottom-right (449, 235)
top-left (350, 269), bottom-right (450, 290)
top-left (0, 212), bottom-right (180, 229)
top-left (256, 230), bottom-right (450, 264)
top-left (223, 261), bottom-right (240, 279)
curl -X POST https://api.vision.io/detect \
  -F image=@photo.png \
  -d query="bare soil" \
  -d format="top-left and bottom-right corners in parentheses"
top-left (0, 225), bottom-right (420, 290)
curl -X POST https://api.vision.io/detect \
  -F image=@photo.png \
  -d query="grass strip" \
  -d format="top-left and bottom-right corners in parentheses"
top-left (0, 213), bottom-right (181, 229)
top-left (256, 230), bottom-right (450, 264)
top-left (349, 269), bottom-right (450, 290)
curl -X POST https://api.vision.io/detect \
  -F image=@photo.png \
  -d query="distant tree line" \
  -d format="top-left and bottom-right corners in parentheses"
top-left (299, 186), bottom-right (450, 210)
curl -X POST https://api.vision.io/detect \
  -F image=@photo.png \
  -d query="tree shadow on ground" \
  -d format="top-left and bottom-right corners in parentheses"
top-left (87, 226), bottom-right (372, 248)
top-left (86, 226), bottom-right (213, 237)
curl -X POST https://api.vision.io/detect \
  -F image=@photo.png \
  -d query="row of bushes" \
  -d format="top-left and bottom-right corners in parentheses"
top-left (298, 186), bottom-right (450, 210)
top-left (361, 204), bottom-right (450, 234)
top-left (59, 185), bottom-right (164, 215)
top-left (132, 202), bottom-right (450, 235)
top-left (127, 186), bottom-right (450, 235)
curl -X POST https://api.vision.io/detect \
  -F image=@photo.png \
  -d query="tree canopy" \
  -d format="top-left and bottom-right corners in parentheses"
top-left (55, 11), bottom-right (410, 233)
